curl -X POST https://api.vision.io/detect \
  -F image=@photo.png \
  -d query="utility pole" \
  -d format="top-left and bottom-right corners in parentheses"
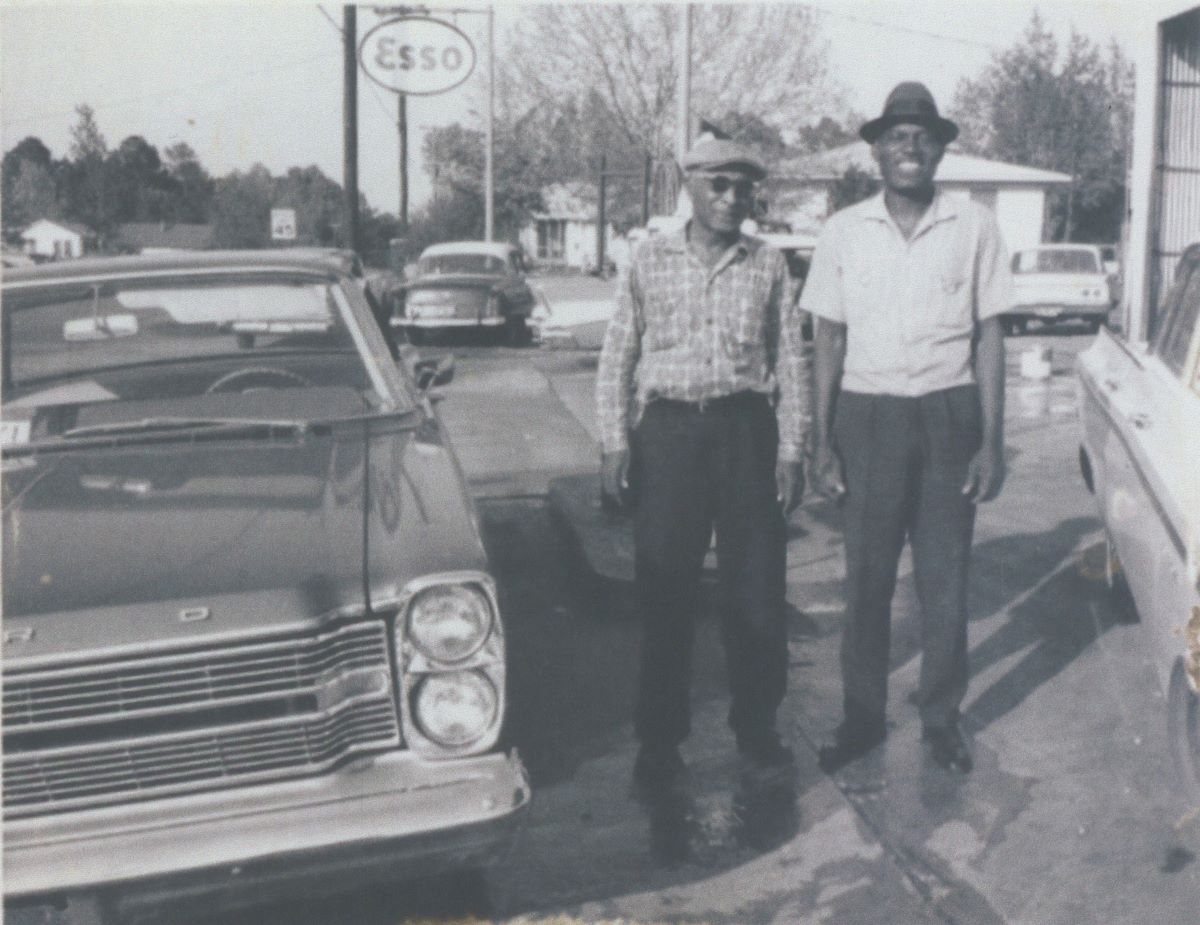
top-left (343, 5), bottom-right (360, 254)
top-left (484, 3), bottom-right (495, 241)
top-left (675, 3), bottom-right (693, 165)
top-left (596, 155), bottom-right (607, 273)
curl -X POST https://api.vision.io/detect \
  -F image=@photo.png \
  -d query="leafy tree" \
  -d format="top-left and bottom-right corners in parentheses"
top-left (5, 159), bottom-right (60, 231)
top-left (61, 105), bottom-right (114, 236)
top-left (3, 136), bottom-right (57, 237)
top-left (950, 13), bottom-right (1133, 242)
top-left (107, 135), bottom-right (175, 222)
top-left (795, 115), bottom-right (864, 155)
top-left (210, 164), bottom-right (274, 249)
top-left (162, 142), bottom-right (214, 223)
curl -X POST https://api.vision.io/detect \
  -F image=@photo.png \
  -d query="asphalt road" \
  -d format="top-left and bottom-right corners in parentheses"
top-left (21, 325), bottom-right (1200, 925)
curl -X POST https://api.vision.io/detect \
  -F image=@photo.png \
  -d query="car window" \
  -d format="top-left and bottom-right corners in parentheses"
top-left (418, 254), bottom-right (505, 275)
top-left (2, 276), bottom-right (411, 428)
top-left (1012, 249), bottom-right (1100, 274)
top-left (1152, 262), bottom-right (1200, 377)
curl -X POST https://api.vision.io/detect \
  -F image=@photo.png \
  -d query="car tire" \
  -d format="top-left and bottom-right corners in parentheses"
top-left (1167, 662), bottom-right (1200, 803)
top-left (1083, 318), bottom-right (1103, 335)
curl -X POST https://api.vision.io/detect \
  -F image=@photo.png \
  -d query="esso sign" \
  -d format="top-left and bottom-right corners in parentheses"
top-left (358, 17), bottom-right (477, 96)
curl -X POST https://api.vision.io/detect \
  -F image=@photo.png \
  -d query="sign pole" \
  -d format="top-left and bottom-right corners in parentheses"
top-left (675, 3), bottom-right (693, 166)
top-left (343, 5), bottom-right (360, 253)
top-left (398, 93), bottom-right (408, 229)
top-left (485, 3), bottom-right (495, 242)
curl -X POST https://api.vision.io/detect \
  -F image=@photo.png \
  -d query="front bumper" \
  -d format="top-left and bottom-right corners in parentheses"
top-left (4, 749), bottom-right (529, 908)
top-left (393, 316), bottom-right (505, 328)
top-left (1008, 302), bottom-right (1109, 319)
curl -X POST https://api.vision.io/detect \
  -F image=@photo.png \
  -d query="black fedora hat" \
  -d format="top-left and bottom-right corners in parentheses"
top-left (860, 82), bottom-right (958, 145)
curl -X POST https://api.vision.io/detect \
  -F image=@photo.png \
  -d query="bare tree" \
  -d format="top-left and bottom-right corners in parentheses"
top-left (502, 4), bottom-right (842, 165)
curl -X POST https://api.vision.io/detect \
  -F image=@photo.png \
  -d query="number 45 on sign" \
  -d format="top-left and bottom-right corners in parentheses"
top-left (271, 209), bottom-right (297, 242)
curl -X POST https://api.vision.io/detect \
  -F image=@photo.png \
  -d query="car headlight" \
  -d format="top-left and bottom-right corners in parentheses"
top-left (407, 584), bottom-right (492, 663)
top-left (412, 670), bottom-right (498, 747)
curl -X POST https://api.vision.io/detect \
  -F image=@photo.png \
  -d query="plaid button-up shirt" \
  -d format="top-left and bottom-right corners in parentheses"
top-left (595, 228), bottom-right (813, 462)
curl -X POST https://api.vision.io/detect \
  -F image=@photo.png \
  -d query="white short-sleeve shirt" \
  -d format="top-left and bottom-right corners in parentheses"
top-left (800, 191), bottom-right (1013, 396)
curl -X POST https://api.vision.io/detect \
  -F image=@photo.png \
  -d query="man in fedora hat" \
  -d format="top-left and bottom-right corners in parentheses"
top-left (801, 82), bottom-right (1013, 774)
top-left (596, 137), bottom-right (812, 790)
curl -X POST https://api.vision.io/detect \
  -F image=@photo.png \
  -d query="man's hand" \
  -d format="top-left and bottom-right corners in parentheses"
top-left (811, 442), bottom-right (846, 500)
top-left (963, 442), bottom-right (1005, 503)
top-left (776, 459), bottom-right (806, 515)
top-left (601, 449), bottom-right (631, 509)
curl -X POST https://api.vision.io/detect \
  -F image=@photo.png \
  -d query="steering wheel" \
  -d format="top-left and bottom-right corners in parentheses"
top-left (205, 366), bottom-right (313, 394)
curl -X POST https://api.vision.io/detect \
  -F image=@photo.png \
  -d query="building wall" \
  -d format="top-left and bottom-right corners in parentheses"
top-left (938, 185), bottom-right (1045, 254)
top-left (521, 219), bottom-right (615, 270)
top-left (21, 223), bottom-right (84, 259)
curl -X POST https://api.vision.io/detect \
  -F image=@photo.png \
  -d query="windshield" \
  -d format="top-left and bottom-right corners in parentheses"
top-left (1014, 249), bottom-right (1100, 274)
top-left (2, 275), bottom-right (413, 448)
top-left (418, 253), bottom-right (506, 276)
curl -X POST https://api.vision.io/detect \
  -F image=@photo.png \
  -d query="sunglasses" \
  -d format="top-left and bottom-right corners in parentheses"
top-left (704, 175), bottom-right (757, 198)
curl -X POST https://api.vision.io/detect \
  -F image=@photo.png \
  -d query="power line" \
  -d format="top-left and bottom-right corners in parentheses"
top-left (804, 2), bottom-right (1000, 51)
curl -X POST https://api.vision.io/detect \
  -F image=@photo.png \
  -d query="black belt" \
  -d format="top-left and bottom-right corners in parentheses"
top-left (649, 391), bottom-right (768, 414)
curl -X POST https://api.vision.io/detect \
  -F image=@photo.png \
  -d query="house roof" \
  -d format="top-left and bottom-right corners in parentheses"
top-left (116, 222), bottom-right (214, 250)
top-left (22, 218), bottom-right (94, 238)
top-left (776, 142), bottom-right (1073, 186)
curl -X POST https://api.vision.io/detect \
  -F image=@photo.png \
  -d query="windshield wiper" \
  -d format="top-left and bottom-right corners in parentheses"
top-left (61, 416), bottom-right (310, 439)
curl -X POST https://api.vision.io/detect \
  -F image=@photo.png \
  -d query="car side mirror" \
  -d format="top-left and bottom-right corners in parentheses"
top-left (414, 354), bottom-right (455, 391)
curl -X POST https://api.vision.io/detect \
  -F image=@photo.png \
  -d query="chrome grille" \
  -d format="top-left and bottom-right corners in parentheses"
top-left (3, 622), bottom-right (401, 818)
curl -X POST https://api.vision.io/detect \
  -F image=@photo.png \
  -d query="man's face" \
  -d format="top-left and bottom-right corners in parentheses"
top-left (872, 123), bottom-right (944, 194)
top-left (687, 168), bottom-right (756, 235)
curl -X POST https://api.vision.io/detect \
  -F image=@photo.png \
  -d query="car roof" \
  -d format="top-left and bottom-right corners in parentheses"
top-left (1, 249), bottom-right (353, 288)
top-left (418, 241), bottom-right (516, 259)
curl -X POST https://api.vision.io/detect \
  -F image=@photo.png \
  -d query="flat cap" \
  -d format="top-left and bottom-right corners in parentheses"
top-left (681, 138), bottom-right (767, 180)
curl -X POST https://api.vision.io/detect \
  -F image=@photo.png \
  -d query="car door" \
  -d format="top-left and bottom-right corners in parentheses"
top-left (1103, 251), bottom-right (1200, 680)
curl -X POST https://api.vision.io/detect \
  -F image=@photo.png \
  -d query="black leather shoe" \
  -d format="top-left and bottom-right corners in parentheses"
top-left (633, 744), bottom-right (686, 790)
top-left (924, 725), bottom-right (973, 774)
top-left (817, 722), bottom-right (887, 774)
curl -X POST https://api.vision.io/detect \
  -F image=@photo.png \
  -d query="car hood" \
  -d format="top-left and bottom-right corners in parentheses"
top-left (1, 418), bottom-right (485, 668)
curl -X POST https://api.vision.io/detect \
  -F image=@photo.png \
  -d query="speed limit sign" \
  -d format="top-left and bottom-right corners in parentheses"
top-left (270, 209), bottom-right (297, 241)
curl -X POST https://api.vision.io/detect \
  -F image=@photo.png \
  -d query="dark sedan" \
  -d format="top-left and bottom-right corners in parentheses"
top-left (394, 241), bottom-right (536, 346)
top-left (1, 251), bottom-right (529, 920)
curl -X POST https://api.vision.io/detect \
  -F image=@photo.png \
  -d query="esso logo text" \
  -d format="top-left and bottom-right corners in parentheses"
top-left (358, 17), bottom-right (477, 96)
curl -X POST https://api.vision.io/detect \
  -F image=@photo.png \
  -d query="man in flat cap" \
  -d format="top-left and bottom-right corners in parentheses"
top-left (596, 137), bottom-right (812, 790)
top-left (802, 82), bottom-right (1013, 774)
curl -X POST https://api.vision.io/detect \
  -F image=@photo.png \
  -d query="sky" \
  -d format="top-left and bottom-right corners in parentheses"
top-left (0, 0), bottom-right (1144, 218)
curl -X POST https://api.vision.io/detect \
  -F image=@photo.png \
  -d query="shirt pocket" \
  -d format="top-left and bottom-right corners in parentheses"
top-left (643, 291), bottom-right (688, 351)
top-left (932, 260), bottom-right (973, 333)
top-left (842, 258), bottom-right (883, 326)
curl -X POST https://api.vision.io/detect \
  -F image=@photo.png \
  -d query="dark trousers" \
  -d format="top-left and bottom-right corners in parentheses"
top-left (631, 392), bottom-right (787, 748)
top-left (833, 385), bottom-right (982, 732)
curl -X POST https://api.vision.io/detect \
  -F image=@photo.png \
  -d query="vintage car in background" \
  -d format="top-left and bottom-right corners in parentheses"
top-left (394, 241), bottom-right (536, 345)
top-left (1076, 241), bottom-right (1200, 800)
top-left (1, 251), bottom-right (529, 920)
top-left (1005, 243), bottom-right (1115, 335)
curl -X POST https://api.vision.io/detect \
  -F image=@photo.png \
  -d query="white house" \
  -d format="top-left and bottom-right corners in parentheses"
top-left (20, 218), bottom-right (95, 260)
top-left (519, 182), bottom-right (616, 271)
top-left (769, 143), bottom-right (1072, 254)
